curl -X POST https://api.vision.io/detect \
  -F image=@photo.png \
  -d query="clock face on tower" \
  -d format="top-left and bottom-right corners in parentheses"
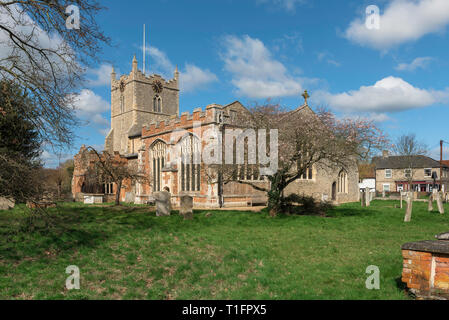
top-left (119, 80), bottom-right (126, 92)
top-left (152, 80), bottom-right (163, 94)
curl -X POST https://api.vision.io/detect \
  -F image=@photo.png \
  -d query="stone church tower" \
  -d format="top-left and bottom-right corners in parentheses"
top-left (105, 55), bottom-right (180, 155)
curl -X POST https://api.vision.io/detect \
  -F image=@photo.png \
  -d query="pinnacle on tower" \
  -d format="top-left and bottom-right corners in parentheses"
top-left (174, 65), bottom-right (179, 80)
top-left (132, 54), bottom-right (138, 72)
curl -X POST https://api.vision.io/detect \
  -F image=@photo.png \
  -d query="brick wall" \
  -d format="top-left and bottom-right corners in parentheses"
top-left (402, 244), bottom-right (449, 299)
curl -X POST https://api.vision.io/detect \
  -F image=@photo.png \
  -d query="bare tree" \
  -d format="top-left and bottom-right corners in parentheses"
top-left (207, 102), bottom-right (388, 216)
top-left (80, 147), bottom-right (148, 206)
top-left (0, 1), bottom-right (110, 147)
top-left (392, 133), bottom-right (428, 222)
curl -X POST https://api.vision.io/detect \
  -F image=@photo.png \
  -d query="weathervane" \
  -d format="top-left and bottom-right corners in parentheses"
top-left (302, 90), bottom-right (310, 105)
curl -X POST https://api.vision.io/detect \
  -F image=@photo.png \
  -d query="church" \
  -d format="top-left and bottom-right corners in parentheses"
top-left (71, 55), bottom-right (360, 207)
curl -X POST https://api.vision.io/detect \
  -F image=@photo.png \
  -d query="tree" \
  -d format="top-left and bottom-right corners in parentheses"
top-left (0, 1), bottom-right (110, 147)
top-left (0, 80), bottom-right (43, 202)
top-left (209, 102), bottom-right (388, 216)
top-left (392, 133), bottom-right (428, 222)
top-left (80, 147), bottom-right (148, 206)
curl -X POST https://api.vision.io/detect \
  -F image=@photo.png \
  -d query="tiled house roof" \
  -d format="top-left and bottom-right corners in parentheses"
top-left (373, 155), bottom-right (449, 170)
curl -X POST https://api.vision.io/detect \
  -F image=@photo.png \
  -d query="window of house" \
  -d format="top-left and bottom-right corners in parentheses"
top-left (151, 140), bottom-right (166, 192)
top-left (404, 168), bottom-right (412, 178)
top-left (383, 184), bottom-right (390, 192)
top-left (385, 169), bottom-right (392, 178)
top-left (397, 184), bottom-right (403, 192)
top-left (337, 170), bottom-right (348, 194)
top-left (153, 95), bottom-right (162, 113)
top-left (179, 134), bottom-right (201, 192)
top-left (424, 168), bottom-right (432, 177)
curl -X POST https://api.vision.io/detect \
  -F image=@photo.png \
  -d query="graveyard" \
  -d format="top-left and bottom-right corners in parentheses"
top-left (1, 200), bottom-right (449, 300)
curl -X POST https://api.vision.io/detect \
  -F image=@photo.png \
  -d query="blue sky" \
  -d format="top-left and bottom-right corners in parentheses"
top-left (43, 0), bottom-right (449, 166)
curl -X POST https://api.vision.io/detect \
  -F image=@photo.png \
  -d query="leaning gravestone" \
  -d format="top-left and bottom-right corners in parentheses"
top-left (0, 197), bottom-right (15, 210)
top-left (154, 190), bottom-right (172, 216)
top-left (180, 195), bottom-right (193, 220)
top-left (433, 190), bottom-right (444, 214)
top-left (361, 190), bottom-right (366, 207)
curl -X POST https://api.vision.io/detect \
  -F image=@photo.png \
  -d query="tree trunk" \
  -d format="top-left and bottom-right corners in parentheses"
top-left (361, 190), bottom-right (366, 207)
top-left (267, 172), bottom-right (287, 217)
top-left (404, 192), bottom-right (413, 222)
top-left (115, 180), bottom-right (122, 206)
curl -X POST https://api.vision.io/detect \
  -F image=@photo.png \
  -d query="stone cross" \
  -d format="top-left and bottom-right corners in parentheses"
top-left (302, 90), bottom-right (310, 105)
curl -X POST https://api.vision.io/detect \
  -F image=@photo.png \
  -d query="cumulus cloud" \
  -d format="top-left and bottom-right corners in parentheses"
top-left (316, 76), bottom-right (449, 113)
top-left (344, 0), bottom-right (449, 51)
top-left (146, 45), bottom-right (218, 93)
top-left (87, 64), bottom-right (114, 87)
top-left (71, 89), bottom-right (110, 135)
top-left (221, 35), bottom-right (302, 99)
top-left (395, 57), bottom-right (434, 71)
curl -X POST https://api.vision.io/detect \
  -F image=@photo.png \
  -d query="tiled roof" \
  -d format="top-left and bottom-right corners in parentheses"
top-left (373, 155), bottom-right (449, 169)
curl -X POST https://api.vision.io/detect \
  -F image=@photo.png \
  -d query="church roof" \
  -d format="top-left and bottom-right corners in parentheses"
top-left (128, 123), bottom-right (142, 138)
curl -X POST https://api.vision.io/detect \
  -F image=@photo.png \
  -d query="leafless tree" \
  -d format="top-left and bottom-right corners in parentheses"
top-left (81, 147), bottom-right (149, 206)
top-left (0, 0), bottom-right (110, 148)
top-left (207, 102), bottom-right (388, 216)
top-left (392, 133), bottom-right (429, 222)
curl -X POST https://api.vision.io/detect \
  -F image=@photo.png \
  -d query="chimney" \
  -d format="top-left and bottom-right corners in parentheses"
top-left (382, 150), bottom-right (389, 158)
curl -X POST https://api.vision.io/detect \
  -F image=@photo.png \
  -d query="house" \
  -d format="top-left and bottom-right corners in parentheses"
top-left (72, 55), bottom-right (360, 207)
top-left (373, 151), bottom-right (449, 193)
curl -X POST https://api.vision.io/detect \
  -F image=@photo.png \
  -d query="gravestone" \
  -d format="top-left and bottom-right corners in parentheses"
top-left (428, 194), bottom-right (433, 212)
top-left (154, 189), bottom-right (172, 216)
top-left (361, 190), bottom-right (366, 207)
top-left (433, 190), bottom-right (444, 214)
top-left (365, 187), bottom-right (371, 207)
top-left (0, 197), bottom-right (15, 210)
top-left (180, 195), bottom-right (193, 220)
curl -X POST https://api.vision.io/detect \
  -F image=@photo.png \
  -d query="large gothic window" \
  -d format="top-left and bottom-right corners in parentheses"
top-left (153, 95), bottom-right (162, 113)
top-left (338, 170), bottom-right (348, 194)
top-left (179, 134), bottom-right (201, 192)
top-left (151, 141), bottom-right (166, 192)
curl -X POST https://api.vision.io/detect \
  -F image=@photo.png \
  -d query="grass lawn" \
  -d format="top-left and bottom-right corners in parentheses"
top-left (1, 200), bottom-right (449, 300)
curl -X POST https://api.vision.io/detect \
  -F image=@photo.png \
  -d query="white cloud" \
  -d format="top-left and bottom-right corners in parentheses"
top-left (87, 64), bottom-right (114, 87)
top-left (395, 57), bottom-right (434, 71)
top-left (146, 45), bottom-right (218, 93)
top-left (316, 76), bottom-right (449, 113)
top-left (344, 0), bottom-right (449, 51)
top-left (180, 64), bottom-right (218, 93)
top-left (221, 35), bottom-right (302, 99)
top-left (317, 52), bottom-right (341, 67)
top-left (72, 89), bottom-right (110, 115)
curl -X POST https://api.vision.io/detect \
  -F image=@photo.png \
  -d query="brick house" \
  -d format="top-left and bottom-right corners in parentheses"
top-left (72, 56), bottom-right (360, 207)
top-left (373, 151), bottom-right (449, 193)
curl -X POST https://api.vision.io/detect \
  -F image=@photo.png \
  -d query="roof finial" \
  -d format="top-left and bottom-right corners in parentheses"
top-left (302, 90), bottom-right (310, 105)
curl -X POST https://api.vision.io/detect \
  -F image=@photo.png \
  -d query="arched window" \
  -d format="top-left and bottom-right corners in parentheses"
top-left (153, 95), bottom-right (162, 113)
top-left (338, 170), bottom-right (348, 194)
top-left (179, 134), bottom-right (201, 192)
top-left (151, 140), bottom-right (166, 192)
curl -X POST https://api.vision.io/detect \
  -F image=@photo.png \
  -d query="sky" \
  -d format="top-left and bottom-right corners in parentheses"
top-left (41, 0), bottom-right (449, 166)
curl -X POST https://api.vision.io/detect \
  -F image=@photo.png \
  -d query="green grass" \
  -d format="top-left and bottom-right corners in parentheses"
top-left (1, 200), bottom-right (448, 300)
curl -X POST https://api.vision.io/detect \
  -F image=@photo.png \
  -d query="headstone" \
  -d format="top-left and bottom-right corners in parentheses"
top-left (365, 187), bottom-right (371, 207)
top-left (405, 192), bottom-right (413, 222)
top-left (361, 190), bottom-right (366, 207)
top-left (435, 231), bottom-right (449, 240)
top-left (382, 190), bottom-right (386, 198)
top-left (0, 197), bottom-right (15, 210)
top-left (180, 195), bottom-right (193, 220)
top-left (154, 190), bottom-right (172, 216)
top-left (433, 190), bottom-right (445, 215)
top-left (428, 194), bottom-right (434, 212)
